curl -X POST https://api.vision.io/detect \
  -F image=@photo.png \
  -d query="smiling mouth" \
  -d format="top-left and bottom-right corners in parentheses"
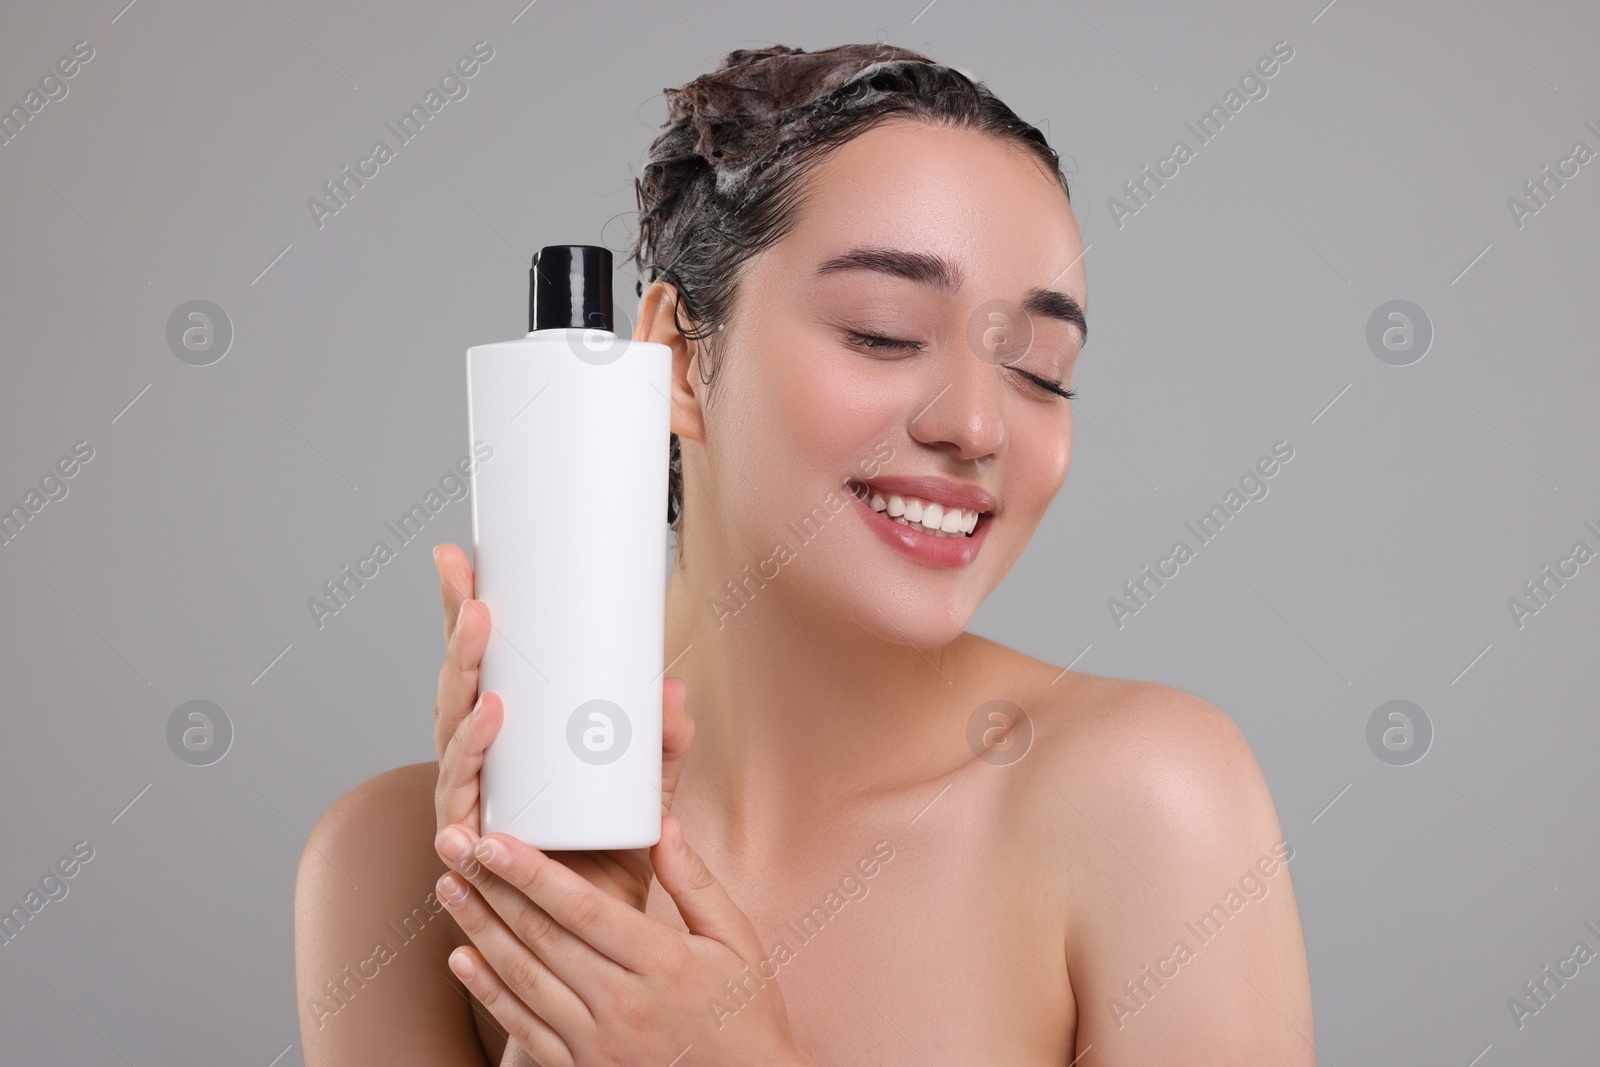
top-left (845, 479), bottom-right (992, 539)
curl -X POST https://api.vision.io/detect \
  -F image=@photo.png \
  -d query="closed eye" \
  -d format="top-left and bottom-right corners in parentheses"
top-left (845, 331), bottom-right (923, 353)
top-left (845, 331), bottom-right (1075, 401)
top-left (1017, 372), bottom-right (1076, 401)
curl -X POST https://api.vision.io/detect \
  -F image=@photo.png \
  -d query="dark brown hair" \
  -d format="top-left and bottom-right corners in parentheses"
top-left (626, 43), bottom-right (1073, 544)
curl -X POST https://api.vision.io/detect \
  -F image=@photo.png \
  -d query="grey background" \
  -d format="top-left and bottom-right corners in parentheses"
top-left (2, 0), bottom-right (1597, 1062)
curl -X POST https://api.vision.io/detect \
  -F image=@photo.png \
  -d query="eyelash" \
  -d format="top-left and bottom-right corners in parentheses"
top-left (844, 332), bottom-right (1077, 401)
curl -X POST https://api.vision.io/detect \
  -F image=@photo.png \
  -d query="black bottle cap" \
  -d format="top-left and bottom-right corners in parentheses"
top-left (529, 245), bottom-right (613, 333)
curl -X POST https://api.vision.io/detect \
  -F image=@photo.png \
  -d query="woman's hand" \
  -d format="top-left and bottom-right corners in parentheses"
top-left (434, 812), bottom-right (815, 1067)
top-left (431, 542), bottom-right (696, 913)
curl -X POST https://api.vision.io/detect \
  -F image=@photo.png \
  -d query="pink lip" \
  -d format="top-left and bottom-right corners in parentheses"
top-left (845, 484), bottom-right (993, 569)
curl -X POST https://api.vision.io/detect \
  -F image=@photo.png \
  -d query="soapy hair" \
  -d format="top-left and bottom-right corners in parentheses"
top-left (625, 43), bottom-right (1073, 543)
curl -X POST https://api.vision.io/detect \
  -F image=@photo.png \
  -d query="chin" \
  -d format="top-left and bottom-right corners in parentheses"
top-left (835, 563), bottom-right (987, 649)
top-left (868, 612), bottom-right (973, 651)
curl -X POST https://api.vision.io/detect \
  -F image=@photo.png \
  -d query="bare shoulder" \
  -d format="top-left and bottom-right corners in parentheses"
top-left (1041, 671), bottom-right (1271, 825)
top-left (982, 642), bottom-right (1312, 1061)
top-left (294, 761), bottom-right (487, 1066)
top-left (1016, 657), bottom-right (1292, 887)
top-left (971, 636), bottom-right (1277, 849)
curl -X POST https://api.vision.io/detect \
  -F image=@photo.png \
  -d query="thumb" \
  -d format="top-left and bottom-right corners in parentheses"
top-left (653, 814), bottom-right (763, 962)
top-left (659, 676), bottom-right (695, 818)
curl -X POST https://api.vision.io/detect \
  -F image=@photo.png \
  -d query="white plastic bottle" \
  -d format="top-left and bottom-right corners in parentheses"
top-left (466, 245), bottom-right (671, 849)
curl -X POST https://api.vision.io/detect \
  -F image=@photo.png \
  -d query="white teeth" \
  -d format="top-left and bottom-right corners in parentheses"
top-left (854, 483), bottom-right (983, 538)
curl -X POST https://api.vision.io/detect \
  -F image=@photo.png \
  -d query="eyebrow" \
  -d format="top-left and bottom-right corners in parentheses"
top-left (812, 246), bottom-right (1087, 342)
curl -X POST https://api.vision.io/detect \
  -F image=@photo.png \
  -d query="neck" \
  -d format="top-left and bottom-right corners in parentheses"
top-left (662, 532), bottom-right (980, 855)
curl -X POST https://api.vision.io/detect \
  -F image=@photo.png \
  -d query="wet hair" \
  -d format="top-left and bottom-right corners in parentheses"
top-left (625, 43), bottom-right (1073, 544)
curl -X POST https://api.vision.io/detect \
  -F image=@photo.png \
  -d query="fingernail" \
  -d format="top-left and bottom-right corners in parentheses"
top-left (436, 826), bottom-right (474, 869)
top-left (673, 823), bottom-right (687, 855)
top-left (448, 947), bottom-right (477, 981)
top-left (432, 545), bottom-right (441, 567)
top-left (473, 837), bottom-right (500, 867)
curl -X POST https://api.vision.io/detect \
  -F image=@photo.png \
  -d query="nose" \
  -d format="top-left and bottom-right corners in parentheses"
top-left (906, 341), bottom-right (1007, 461)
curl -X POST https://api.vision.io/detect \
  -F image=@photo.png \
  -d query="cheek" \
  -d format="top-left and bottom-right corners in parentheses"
top-left (1008, 410), bottom-right (1073, 516)
top-left (1051, 413), bottom-right (1073, 484)
top-left (760, 338), bottom-right (896, 470)
top-left (703, 338), bottom-right (889, 551)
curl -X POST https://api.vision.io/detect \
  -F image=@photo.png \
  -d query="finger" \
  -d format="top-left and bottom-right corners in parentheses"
top-left (435, 598), bottom-right (489, 758)
top-left (653, 814), bottom-right (765, 963)
top-left (435, 691), bottom-right (502, 833)
top-left (437, 872), bottom-right (591, 1039)
top-left (444, 942), bottom-right (576, 1067)
top-left (468, 830), bottom-right (671, 981)
top-left (436, 543), bottom-right (475, 645)
top-left (437, 824), bottom-right (626, 1007)
top-left (659, 675), bottom-right (694, 819)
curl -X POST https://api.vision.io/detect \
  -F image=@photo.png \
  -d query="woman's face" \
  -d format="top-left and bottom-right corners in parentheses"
top-left (684, 118), bottom-right (1086, 649)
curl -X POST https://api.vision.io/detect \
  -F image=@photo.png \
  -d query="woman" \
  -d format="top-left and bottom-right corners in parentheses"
top-left (295, 42), bottom-right (1313, 1066)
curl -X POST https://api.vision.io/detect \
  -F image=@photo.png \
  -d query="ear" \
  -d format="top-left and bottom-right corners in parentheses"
top-left (636, 279), bottom-right (708, 444)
